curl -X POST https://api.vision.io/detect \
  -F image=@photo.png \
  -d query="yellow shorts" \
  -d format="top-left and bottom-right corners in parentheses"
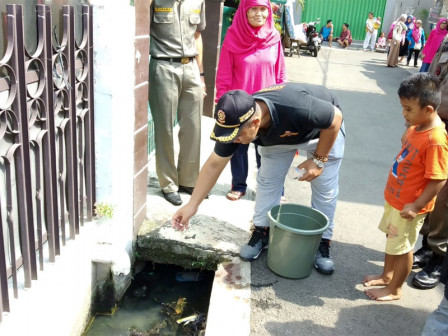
top-left (378, 201), bottom-right (427, 255)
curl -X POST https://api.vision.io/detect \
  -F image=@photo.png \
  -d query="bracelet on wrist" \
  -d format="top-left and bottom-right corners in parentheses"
top-left (313, 152), bottom-right (328, 163)
top-left (200, 72), bottom-right (205, 76)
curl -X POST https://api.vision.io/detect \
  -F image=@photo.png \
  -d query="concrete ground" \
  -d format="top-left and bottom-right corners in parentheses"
top-left (145, 41), bottom-right (444, 336)
top-left (247, 42), bottom-right (444, 335)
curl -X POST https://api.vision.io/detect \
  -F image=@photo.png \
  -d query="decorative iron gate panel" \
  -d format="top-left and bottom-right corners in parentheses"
top-left (0, 4), bottom-right (95, 321)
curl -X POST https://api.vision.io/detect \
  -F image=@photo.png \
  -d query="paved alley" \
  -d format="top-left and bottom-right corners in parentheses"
top-left (248, 44), bottom-right (441, 336)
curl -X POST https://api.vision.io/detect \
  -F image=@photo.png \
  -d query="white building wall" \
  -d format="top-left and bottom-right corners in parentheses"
top-left (383, 0), bottom-right (439, 36)
top-left (92, 0), bottom-right (135, 262)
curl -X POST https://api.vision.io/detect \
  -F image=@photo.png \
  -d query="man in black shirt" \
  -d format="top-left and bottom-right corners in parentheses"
top-left (172, 83), bottom-right (345, 274)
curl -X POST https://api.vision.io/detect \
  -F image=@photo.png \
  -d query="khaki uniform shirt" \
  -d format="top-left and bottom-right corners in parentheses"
top-left (429, 34), bottom-right (448, 124)
top-left (150, 0), bottom-right (206, 58)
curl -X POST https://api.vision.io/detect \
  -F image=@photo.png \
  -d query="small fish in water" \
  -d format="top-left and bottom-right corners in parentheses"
top-left (174, 297), bottom-right (187, 315)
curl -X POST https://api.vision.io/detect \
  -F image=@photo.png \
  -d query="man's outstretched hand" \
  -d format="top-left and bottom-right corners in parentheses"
top-left (171, 204), bottom-right (198, 231)
top-left (171, 152), bottom-right (229, 231)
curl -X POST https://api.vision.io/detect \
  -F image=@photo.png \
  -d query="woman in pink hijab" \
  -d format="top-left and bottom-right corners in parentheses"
top-left (216, 0), bottom-right (286, 201)
top-left (420, 17), bottom-right (448, 72)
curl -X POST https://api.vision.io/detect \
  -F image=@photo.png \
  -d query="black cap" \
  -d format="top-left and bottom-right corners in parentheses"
top-left (210, 90), bottom-right (256, 144)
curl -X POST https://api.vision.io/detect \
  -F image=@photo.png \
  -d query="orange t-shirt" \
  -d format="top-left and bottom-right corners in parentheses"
top-left (384, 124), bottom-right (448, 213)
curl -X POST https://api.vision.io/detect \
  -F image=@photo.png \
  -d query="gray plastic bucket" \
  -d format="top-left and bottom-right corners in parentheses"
top-left (267, 203), bottom-right (329, 279)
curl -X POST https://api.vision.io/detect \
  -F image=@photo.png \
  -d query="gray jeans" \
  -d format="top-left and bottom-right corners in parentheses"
top-left (253, 125), bottom-right (345, 240)
top-left (422, 296), bottom-right (448, 336)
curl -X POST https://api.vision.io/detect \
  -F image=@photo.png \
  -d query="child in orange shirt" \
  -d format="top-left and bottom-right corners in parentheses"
top-left (364, 73), bottom-right (448, 301)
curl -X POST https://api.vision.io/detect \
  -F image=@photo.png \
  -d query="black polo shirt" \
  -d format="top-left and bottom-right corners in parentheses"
top-left (214, 83), bottom-right (340, 158)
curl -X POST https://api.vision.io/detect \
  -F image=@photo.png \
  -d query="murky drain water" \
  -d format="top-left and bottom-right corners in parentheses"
top-left (85, 263), bottom-right (214, 336)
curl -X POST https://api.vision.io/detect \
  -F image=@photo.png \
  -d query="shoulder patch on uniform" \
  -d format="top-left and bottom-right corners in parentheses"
top-left (155, 7), bottom-right (173, 12)
top-left (279, 131), bottom-right (299, 138)
top-left (257, 85), bottom-right (286, 93)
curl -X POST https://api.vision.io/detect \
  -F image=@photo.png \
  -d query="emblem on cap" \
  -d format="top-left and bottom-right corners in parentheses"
top-left (217, 110), bottom-right (226, 124)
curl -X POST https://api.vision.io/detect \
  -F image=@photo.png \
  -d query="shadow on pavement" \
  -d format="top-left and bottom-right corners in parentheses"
top-left (264, 304), bottom-right (430, 336)
top-left (359, 59), bottom-right (419, 92)
top-left (249, 241), bottom-right (440, 336)
top-left (250, 241), bottom-right (385, 306)
top-left (147, 173), bottom-right (257, 203)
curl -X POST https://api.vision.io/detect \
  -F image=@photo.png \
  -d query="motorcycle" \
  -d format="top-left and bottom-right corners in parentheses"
top-left (305, 20), bottom-right (321, 57)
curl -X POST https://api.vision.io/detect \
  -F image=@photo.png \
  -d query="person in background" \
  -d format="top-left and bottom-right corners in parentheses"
top-left (386, 18), bottom-right (400, 52)
top-left (375, 32), bottom-right (387, 49)
top-left (387, 14), bottom-right (407, 67)
top-left (149, 0), bottom-right (206, 206)
top-left (407, 19), bottom-right (425, 67)
top-left (336, 23), bottom-right (352, 49)
top-left (364, 73), bottom-right (448, 301)
top-left (319, 19), bottom-right (334, 47)
top-left (398, 15), bottom-right (414, 63)
top-left (420, 18), bottom-right (448, 72)
top-left (363, 12), bottom-right (381, 51)
top-left (374, 16), bottom-right (382, 48)
top-left (215, 0), bottom-right (286, 202)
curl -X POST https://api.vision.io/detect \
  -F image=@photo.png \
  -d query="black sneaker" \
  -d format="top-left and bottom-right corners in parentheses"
top-left (412, 246), bottom-right (433, 269)
top-left (412, 254), bottom-right (443, 289)
top-left (239, 227), bottom-right (269, 261)
top-left (314, 239), bottom-right (334, 274)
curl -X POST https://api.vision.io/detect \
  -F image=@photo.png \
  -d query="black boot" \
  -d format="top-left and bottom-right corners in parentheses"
top-left (412, 253), bottom-right (444, 289)
top-left (412, 235), bottom-right (432, 269)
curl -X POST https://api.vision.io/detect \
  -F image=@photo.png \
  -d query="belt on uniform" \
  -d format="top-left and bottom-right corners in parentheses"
top-left (152, 56), bottom-right (194, 64)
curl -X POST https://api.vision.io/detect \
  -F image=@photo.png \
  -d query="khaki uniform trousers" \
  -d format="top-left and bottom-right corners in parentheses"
top-left (423, 39), bottom-right (448, 257)
top-left (420, 182), bottom-right (448, 256)
top-left (149, 59), bottom-right (202, 193)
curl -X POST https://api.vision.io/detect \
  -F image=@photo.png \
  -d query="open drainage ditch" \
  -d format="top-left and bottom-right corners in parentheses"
top-left (84, 262), bottom-right (215, 336)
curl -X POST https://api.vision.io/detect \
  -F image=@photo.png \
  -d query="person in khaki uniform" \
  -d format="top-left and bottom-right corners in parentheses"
top-left (411, 34), bottom-right (448, 289)
top-left (149, 0), bottom-right (206, 206)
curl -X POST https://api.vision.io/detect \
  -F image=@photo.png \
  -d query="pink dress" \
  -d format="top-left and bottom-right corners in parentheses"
top-left (215, 0), bottom-right (286, 100)
top-left (377, 36), bottom-right (386, 47)
top-left (216, 42), bottom-right (286, 100)
top-left (215, 0), bottom-right (287, 194)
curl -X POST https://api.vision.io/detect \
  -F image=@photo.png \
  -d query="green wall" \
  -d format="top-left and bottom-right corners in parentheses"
top-left (301, 0), bottom-right (387, 41)
top-left (221, 6), bottom-right (236, 45)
